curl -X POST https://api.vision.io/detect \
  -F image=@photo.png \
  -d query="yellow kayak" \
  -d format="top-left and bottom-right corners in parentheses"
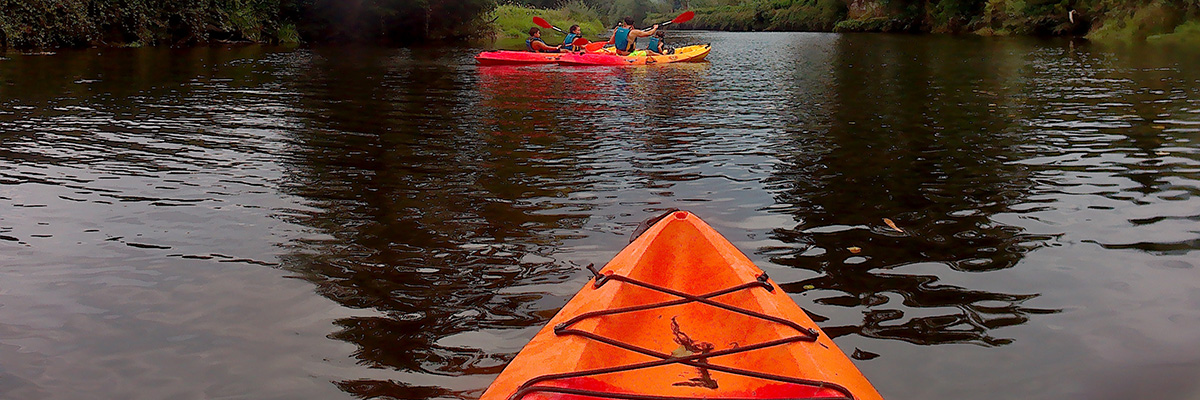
top-left (558, 44), bottom-right (712, 66)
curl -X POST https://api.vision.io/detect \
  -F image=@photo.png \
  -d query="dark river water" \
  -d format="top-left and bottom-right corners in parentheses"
top-left (2, 32), bottom-right (1199, 399)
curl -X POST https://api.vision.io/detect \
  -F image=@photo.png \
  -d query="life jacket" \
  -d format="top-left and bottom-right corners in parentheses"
top-left (646, 37), bottom-right (661, 52)
top-left (613, 26), bottom-right (633, 52)
top-left (526, 37), bottom-right (548, 52)
top-left (563, 33), bottom-right (579, 48)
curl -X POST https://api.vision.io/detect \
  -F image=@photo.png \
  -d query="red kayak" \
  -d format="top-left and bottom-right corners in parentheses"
top-left (476, 51), bottom-right (566, 66)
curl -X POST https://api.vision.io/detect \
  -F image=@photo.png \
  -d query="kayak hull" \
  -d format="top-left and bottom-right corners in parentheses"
top-left (476, 51), bottom-right (564, 65)
top-left (558, 44), bottom-right (712, 66)
top-left (481, 211), bottom-right (882, 400)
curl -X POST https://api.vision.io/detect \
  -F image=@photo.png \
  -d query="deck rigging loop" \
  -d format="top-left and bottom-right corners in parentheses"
top-left (509, 269), bottom-right (854, 400)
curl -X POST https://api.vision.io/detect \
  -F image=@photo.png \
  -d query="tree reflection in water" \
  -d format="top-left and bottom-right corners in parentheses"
top-left (274, 48), bottom-right (600, 398)
top-left (765, 35), bottom-right (1060, 348)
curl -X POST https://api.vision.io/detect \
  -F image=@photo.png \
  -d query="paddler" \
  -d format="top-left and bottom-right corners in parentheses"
top-left (562, 25), bottom-right (583, 52)
top-left (526, 27), bottom-right (563, 53)
top-left (644, 30), bottom-right (671, 56)
top-left (610, 17), bottom-right (658, 56)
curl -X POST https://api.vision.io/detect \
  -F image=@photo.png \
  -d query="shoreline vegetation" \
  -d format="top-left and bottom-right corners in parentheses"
top-left (488, 2), bottom-right (606, 41)
top-left (652, 0), bottom-right (1200, 42)
top-left (0, 0), bottom-right (1197, 51)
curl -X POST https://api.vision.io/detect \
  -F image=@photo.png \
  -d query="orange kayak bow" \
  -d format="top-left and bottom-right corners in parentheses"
top-left (481, 210), bottom-right (883, 400)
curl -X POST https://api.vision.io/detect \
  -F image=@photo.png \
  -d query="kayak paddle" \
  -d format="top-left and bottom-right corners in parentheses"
top-left (584, 41), bottom-right (608, 52)
top-left (532, 17), bottom-right (566, 34)
top-left (605, 11), bottom-right (695, 31)
top-left (654, 10), bottom-right (695, 28)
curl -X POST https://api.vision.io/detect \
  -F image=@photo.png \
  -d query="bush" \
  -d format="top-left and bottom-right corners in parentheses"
top-left (660, 0), bottom-right (843, 31)
top-left (1087, 1), bottom-right (1184, 40)
top-left (834, 16), bottom-right (914, 31)
top-left (1147, 19), bottom-right (1200, 43)
top-left (0, 0), bottom-right (301, 48)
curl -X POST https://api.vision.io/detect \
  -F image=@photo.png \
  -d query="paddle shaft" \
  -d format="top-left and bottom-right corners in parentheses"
top-left (532, 17), bottom-right (566, 34)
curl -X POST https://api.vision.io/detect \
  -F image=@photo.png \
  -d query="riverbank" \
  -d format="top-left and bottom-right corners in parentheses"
top-left (488, 3), bottom-right (606, 40)
top-left (649, 0), bottom-right (1200, 42)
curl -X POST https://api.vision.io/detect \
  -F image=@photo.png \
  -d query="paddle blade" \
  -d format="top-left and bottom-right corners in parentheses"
top-left (672, 11), bottom-right (695, 24)
top-left (584, 42), bottom-right (607, 52)
top-left (532, 17), bottom-right (553, 29)
top-left (572, 37), bottom-right (590, 46)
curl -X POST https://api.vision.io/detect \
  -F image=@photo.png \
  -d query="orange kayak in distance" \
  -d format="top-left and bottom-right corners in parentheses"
top-left (481, 210), bottom-right (883, 400)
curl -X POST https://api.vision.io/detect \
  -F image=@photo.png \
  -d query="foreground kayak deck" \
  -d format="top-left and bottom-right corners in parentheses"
top-left (557, 44), bottom-right (712, 66)
top-left (481, 211), bottom-right (882, 400)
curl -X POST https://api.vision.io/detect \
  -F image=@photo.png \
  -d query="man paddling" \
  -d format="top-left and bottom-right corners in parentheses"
top-left (610, 17), bottom-right (658, 56)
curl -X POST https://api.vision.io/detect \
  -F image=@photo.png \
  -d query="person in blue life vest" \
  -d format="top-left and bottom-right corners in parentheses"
top-left (526, 27), bottom-right (563, 53)
top-left (609, 17), bottom-right (657, 56)
top-left (562, 25), bottom-right (584, 52)
top-left (645, 30), bottom-right (674, 56)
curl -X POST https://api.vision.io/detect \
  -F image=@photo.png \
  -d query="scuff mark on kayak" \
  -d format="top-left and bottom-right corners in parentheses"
top-left (670, 317), bottom-right (719, 389)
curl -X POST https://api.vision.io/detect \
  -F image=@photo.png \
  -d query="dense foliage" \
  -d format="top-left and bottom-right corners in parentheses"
top-left (295, 0), bottom-right (493, 42)
top-left (650, 0), bottom-right (846, 31)
top-left (0, 0), bottom-right (493, 49)
top-left (657, 0), bottom-right (1200, 39)
top-left (0, 0), bottom-right (297, 48)
top-left (2, 0), bottom-right (1198, 49)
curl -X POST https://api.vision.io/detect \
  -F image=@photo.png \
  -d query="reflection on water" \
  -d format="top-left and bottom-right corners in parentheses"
top-left (767, 36), bottom-right (1065, 347)
top-left (1, 34), bottom-right (1199, 400)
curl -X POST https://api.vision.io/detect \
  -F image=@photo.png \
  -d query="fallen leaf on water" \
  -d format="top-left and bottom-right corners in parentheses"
top-left (803, 284), bottom-right (816, 290)
top-left (883, 218), bottom-right (904, 233)
top-left (848, 246), bottom-right (861, 254)
top-left (852, 348), bottom-right (880, 360)
top-left (1153, 125), bottom-right (1166, 129)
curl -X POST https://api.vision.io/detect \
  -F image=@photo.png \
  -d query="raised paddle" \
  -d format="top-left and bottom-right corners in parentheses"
top-left (655, 10), bottom-right (695, 28)
top-left (607, 11), bottom-right (696, 30)
top-left (532, 17), bottom-right (566, 34)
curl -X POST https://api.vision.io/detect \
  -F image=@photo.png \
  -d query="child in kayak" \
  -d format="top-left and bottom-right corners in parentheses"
top-left (562, 25), bottom-right (583, 52)
top-left (526, 27), bottom-right (563, 53)
top-left (645, 30), bottom-right (673, 56)
top-left (610, 17), bottom-right (658, 56)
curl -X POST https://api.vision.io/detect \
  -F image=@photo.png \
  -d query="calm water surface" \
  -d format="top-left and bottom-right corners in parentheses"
top-left (2, 32), bottom-right (1199, 399)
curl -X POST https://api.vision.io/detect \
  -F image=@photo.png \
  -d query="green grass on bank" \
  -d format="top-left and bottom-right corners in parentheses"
top-left (1087, 1), bottom-right (1187, 41)
top-left (490, 2), bottom-right (607, 41)
top-left (1147, 20), bottom-right (1200, 43)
